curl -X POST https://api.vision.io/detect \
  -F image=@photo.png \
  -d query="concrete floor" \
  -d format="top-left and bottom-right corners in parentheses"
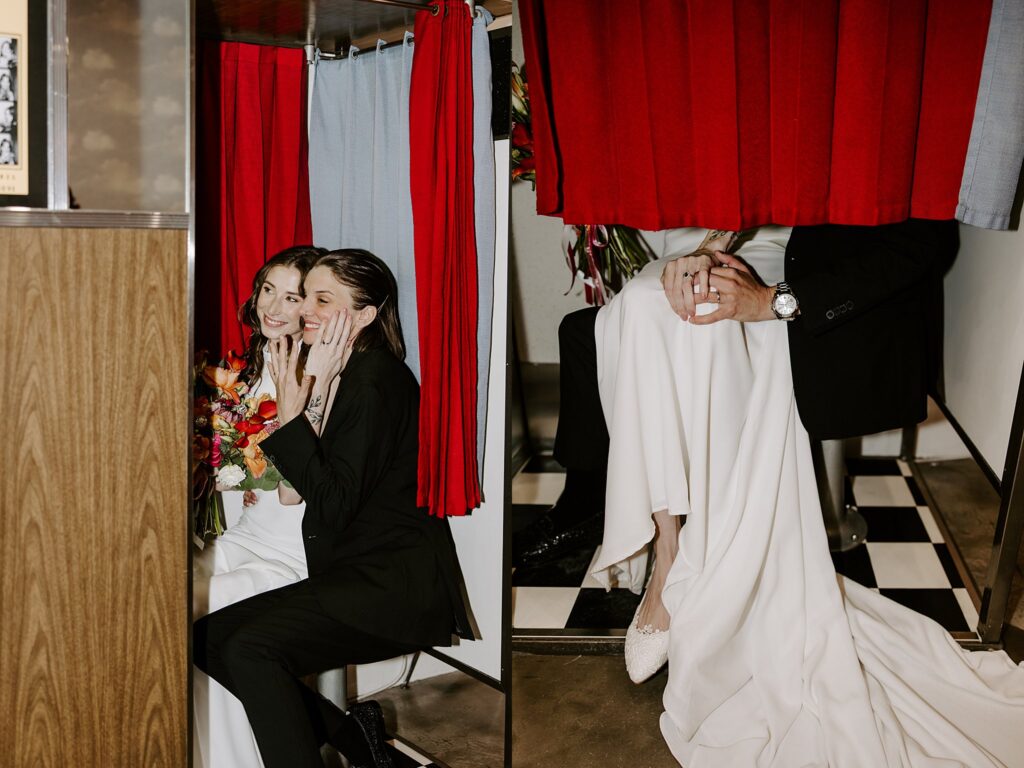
top-left (372, 670), bottom-right (506, 768)
top-left (511, 653), bottom-right (677, 768)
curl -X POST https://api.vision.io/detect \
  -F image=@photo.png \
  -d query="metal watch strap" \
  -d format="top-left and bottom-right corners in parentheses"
top-left (772, 281), bottom-right (797, 321)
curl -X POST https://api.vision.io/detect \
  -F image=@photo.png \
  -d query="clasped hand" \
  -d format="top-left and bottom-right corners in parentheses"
top-left (663, 251), bottom-right (775, 325)
top-left (267, 310), bottom-right (353, 425)
top-left (661, 251), bottom-right (720, 320)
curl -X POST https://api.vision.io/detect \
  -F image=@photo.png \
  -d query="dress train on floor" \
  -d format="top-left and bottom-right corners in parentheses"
top-left (592, 228), bottom-right (1024, 767)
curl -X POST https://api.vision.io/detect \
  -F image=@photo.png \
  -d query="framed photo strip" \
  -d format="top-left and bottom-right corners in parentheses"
top-left (0, 0), bottom-right (47, 207)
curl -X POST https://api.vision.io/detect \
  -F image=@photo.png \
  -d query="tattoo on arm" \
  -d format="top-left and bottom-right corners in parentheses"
top-left (305, 394), bottom-right (324, 426)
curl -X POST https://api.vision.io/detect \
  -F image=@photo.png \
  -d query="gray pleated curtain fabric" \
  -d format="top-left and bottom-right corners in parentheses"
top-left (957, 0), bottom-right (1024, 230)
top-left (309, 35), bottom-right (419, 376)
top-left (308, 19), bottom-right (495, 479)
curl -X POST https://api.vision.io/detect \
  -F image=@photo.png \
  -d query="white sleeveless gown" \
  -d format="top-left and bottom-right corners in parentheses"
top-left (592, 227), bottom-right (1024, 767)
top-left (192, 361), bottom-right (308, 768)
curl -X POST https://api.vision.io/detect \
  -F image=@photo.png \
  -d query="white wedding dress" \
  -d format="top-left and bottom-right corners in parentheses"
top-left (192, 358), bottom-right (308, 768)
top-left (592, 227), bottom-right (1024, 767)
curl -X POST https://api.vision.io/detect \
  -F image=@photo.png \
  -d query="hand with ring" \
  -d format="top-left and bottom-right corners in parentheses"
top-left (267, 335), bottom-right (311, 425)
top-left (303, 309), bottom-right (353, 385)
top-left (690, 252), bottom-right (776, 325)
top-left (661, 250), bottom-right (721, 320)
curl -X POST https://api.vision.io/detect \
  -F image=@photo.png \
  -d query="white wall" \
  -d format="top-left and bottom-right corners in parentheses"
top-left (852, 399), bottom-right (969, 461)
top-left (942, 220), bottom-right (1024, 476)
top-left (510, 182), bottom-right (590, 363)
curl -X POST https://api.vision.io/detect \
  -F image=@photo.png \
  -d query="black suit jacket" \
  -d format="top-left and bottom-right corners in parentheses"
top-left (785, 219), bottom-right (959, 440)
top-left (260, 346), bottom-right (473, 648)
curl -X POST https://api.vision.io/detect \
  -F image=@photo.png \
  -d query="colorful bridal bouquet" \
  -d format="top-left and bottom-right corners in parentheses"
top-left (192, 350), bottom-right (288, 542)
top-left (510, 62), bottom-right (535, 187)
top-left (563, 224), bottom-right (657, 306)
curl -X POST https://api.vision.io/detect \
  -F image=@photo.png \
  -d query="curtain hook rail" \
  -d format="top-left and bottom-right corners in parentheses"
top-left (352, 0), bottom-right (441, 14)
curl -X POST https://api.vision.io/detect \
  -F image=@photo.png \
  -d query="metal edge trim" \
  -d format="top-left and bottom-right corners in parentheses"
top-left (932, 395), bottom-right (1001, 493)
top-left (978, 358), bottom-right (1024, 643)
top-left (49, 0), bottom-right (68, 210)
top-left (906, 459), bottom-right (983, 607)
top-left (422, 648), bottom-right (505, 693)
top-left (185, 0), bottom-right (196, 764)
top-left (512, 628), bottom-right (628, 638)
top-left (0, 209), bottom-right (190, 228)
top-left (389, 735), bottom-right (452, 768)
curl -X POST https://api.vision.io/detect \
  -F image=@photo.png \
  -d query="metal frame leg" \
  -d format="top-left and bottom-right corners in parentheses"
top-left (317, 666), bottom-right (348, 708)
top-left (812, 439), bottom-right (867, 552)
top-left (978, 363), bottom-right (1024, 643)
top-left (402, 651), bottom-right (421, 688)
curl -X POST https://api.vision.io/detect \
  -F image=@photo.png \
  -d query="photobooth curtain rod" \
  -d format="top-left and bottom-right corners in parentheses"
top-left (315, 36), bottom-right (410, 60)
top-left (352, 0), bottom-right (476, 18)
top-left (314, 0), bottom-right (480, 60)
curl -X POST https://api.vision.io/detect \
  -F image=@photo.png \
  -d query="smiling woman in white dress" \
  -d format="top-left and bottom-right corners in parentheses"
top-left (192, 245), bottom-right (324, 768)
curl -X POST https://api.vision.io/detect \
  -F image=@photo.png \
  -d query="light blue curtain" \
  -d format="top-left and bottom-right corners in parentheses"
top-left (308, 34), bottom-right (420, 378)
top-left (308, 17), bottom-right (495, 486)
top-left (473, 9), bottom-right (495, 480)
top-left (956, 0), bottom-right (1024, 231)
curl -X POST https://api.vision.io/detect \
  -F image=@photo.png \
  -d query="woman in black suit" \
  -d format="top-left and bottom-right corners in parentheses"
top-left (193, 249), bottom-right (473, 768)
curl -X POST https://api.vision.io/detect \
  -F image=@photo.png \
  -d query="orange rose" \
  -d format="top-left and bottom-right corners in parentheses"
top-left (241, 430), bottom-right (269, 479)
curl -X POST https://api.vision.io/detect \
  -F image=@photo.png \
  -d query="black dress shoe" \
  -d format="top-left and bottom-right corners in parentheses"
top-left (348, 700), bottom-right (395, 768)
top-left (513, 508), bottom-right (604, 568)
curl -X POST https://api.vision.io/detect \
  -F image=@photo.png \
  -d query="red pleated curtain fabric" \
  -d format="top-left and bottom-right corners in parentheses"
top-left (519, 0), bottom-right (992, 230)
top-left (196, 41), bottom-right (313, 358)
top-left (410, 0), bottom-right (481, 518)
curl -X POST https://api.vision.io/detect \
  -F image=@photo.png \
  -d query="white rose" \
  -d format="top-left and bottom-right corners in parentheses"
top-left (215, 464), bottom-right (246, 489)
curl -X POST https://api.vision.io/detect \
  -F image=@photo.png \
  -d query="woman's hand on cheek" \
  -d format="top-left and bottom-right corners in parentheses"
top-left (304, 309), bottom-right (353, 387)
top-left (267, 336), bottom-right (312, 425)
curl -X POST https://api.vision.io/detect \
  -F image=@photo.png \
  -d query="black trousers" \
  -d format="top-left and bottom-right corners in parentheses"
top-left (193, 579), bottom-right (418, 768)
top-left (553, 307), bottom-right (610, 473)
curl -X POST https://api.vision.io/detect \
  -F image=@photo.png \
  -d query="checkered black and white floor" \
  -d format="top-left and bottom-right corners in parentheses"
top-left (511, 456), bottom-right (979, 641)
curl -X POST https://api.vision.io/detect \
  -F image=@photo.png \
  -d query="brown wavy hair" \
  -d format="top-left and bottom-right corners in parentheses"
top-left (311, 249), bottom-right (406, 360)
top-left (238, 245), bottom-right (326, 384)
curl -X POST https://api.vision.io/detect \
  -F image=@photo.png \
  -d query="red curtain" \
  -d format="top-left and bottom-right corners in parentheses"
top-left (196, 41), bottom-right (313, 358)
top-left (410, 0), bottom-right (481, 518)
top-left (519, 0), bottom-right (992, 230)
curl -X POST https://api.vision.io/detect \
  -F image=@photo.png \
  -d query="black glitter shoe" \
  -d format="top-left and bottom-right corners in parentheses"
top-left (348, 700), bottom-right (395, 768)
top-left (512, 507), bottom-right (604, 568)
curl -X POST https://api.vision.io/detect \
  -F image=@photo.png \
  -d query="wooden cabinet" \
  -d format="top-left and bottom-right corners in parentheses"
top-left (0, 226), bottom-right (189, 766)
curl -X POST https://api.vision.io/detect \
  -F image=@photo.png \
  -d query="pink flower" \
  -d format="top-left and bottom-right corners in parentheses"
top-left (211, 434), bottom-right (223, 468)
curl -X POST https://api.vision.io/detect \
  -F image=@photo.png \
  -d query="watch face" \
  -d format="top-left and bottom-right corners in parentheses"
top-left (774, 292), bottom-right (798, 317)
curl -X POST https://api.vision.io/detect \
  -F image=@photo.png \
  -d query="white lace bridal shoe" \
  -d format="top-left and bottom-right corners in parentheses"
top-left (624, 600), bottom-right (669, 683)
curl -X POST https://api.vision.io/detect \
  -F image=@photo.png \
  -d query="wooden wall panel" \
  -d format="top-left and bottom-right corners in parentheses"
top-left (0, 227), bottom-right (189, 767)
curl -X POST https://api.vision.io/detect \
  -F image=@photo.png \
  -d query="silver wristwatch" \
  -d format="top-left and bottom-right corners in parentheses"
top-left (771, 282), bottom-right (799, 321)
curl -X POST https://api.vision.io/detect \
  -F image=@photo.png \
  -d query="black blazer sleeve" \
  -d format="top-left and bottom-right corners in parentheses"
top-left (261, 381), bottom-right (394, 533)
top-left (785, 219), bottom-right (959, 440)
top-left (786, 219), bottom-right (958, 336)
